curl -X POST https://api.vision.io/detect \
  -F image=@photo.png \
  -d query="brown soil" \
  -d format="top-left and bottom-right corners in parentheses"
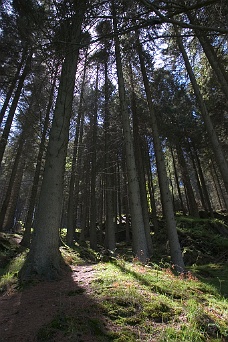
top-left (0, 264), bottom-right (112, 342)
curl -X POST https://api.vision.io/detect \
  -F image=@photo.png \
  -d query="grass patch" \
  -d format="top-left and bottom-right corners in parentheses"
top-left (91, 258), bottom-right (228, 341)
top-left (0, 234), bottom-right (27, 293)
top-left (37, 312), bottom-right (113, 341)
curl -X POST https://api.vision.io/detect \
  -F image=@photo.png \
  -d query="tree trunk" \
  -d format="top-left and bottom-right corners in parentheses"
top-left (137, 33), bottom-right (185, 271)
top-left (19, 6), bottom-right (86, 281)
top-left (89, 65), bottom-right (99, 251)
top-left (0, 132), bottom-right (26, 231)
top-left (129, 63), bottom-right (153, 254)
top-left (104, 61), bottom-right (116, 252)
top-left (0, 53), bottom-right (31, 167)
top-left (3, 159), bottom-right (25, 231)
top-left (0, 49), bottom-right (27, 127)
top-left (66, 53), bottom-right (87, 247)
top-left (112, 0), bottom-right (149, 262)
top-left (194, 149), bottom-right (214, 217)
top-left (20, 69), bottom-right (57, 247)
top-left (176, 144), bottom-right (199, 217)
top-left (175, 27), bottom-right (228, 195)
top-left (170, 147), bottom-right (186, 215)
top-left (187, 13), bottom-right (228, 100)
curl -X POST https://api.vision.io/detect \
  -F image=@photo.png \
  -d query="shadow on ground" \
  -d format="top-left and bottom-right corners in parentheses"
top-left (0, 263), bottom-right (115, 342)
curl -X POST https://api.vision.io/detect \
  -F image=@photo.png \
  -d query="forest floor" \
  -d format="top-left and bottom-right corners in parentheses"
top-left (0, 216), bottom-right (228, 341)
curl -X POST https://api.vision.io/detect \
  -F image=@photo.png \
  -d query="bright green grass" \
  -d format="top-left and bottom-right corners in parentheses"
top-left (92, 259), bottom-right (228, 341)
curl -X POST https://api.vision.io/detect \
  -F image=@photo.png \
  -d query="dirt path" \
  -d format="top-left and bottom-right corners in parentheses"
top-left (0, 264), bottom-right (110, 342)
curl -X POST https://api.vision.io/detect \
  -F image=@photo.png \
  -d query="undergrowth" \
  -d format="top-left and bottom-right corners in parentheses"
top-left (1, 216), bottom-right (228, 341)
top-left (92, 259), bottom-right (228, 341)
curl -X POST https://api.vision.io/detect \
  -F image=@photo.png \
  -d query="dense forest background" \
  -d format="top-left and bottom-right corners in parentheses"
top-left (0, 0), bottom-right (228, 280)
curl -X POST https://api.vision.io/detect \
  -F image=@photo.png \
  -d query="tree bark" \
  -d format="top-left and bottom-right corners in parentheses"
top-left (89, 65), bottom-right (99, 251)
top-left (112, 0), bottom-right (149, 262)
top-left (129, 63), bottom-right (153, 254)
top-left (104, 61), bottom-right (116, 252)
top-left (176, 144), bottom-right (199, 217)
top-left (19, 5), bottom-right (86, 281)
top-left (66, 53), bottom-right (87, 247)
top-left (137, 33), bottom-right (185, 271)
top-left (20, 68), bottom-right (57, 247)
top-left (170, 147), bottom-right (186, 215)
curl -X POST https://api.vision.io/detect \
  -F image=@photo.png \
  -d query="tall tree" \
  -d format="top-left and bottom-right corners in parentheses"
top-left (112, 0), bottom-right (150, 262)
top-left (136, 31), bottom-right (185, 271)
top-left (19, 1), bottom-right (88, 280)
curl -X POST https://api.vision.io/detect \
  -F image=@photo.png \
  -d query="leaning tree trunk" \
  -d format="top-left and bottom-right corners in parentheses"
top-left (112, 0), bottom-right (149, 262)
top-left (137, 33), bottom-right (185, 272)
top-left (0, 49), bottom-right (27, 127)
top-left (0, 53), bottom-right (31, 167)
top-left (3, 159), bottom-right (25, 231)
top-left (19, 5), bottom-right (87, 281)
top-left (187, 13), bottom-right (228, 100)
top-left (175, 27), bottom-right (228, 195)
top-left (0, 130), bottom-right (26, 231)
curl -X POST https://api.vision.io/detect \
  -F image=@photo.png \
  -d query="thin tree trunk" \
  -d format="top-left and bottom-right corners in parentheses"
top-left (0, 50), bottom-right (27, 127)
top-left (0, 53), bottom-right (31, 167)
top-left (145, 145), bottom-right (159, 234)
top-left (176, 144), bottom-right (199, 217)
top-left (3, 159), bottom-right (25, 231)
top-left (137, 33), bottom-right (185, 271)
top-left (175, 27), bottom-right (228, 194)
top-left (104, 61), bottom-right (116, 252)
top-left (66, 54), bottom-right (87, 246)
top-left (170, 147), bottom-right (186, 215)
top-left (112, 0), bottom-right (149, 262)
top-left (187, 13), bottom-right (228, 100)
top-left (194, 149), bottom-right (214, 217)
top-left (90, 65), bottom-right (99, 251)
top-left (0, 132), bottom-right (25, 230)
